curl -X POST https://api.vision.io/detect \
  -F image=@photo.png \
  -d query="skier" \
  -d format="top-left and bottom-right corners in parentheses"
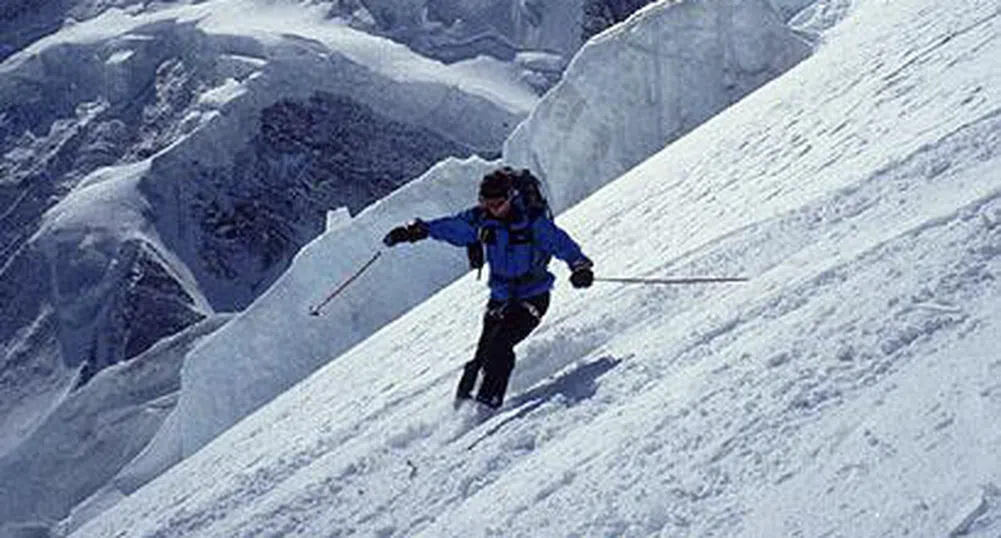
top-left (382, 167), bottom-right (594, 409)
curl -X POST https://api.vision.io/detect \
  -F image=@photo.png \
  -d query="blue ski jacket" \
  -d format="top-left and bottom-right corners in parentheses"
top-left (425, 201), bottom-right (590, 301)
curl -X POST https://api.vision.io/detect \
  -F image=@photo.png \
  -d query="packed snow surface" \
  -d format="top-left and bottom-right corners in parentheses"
top-left (73, 0), bottom-right (1001, 536)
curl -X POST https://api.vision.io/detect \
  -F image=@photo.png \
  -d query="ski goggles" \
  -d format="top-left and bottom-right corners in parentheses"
top-left (478, 193), bottom-right (511, 212)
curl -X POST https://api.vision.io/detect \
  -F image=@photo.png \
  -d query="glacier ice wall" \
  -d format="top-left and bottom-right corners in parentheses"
top-left (505, 0), bottom-right (813, 214)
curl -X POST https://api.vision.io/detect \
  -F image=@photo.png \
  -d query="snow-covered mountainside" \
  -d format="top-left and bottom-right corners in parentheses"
top-left (336, 0), bottom-right (823, 95)
top-left (0, 2), bottom-right (532, 404)
top-left (0, 0), bottom-right (190, 62)
top-left (167, 0), bottom-right (810, 467)
top-left (329, 0), bottom-right (659, 91)
top-left (0, 314), bottom-right (231, 533)
top-left (71, 0), bottom-right (1001, 536)
top-left (1, 0), bottom-right (536, 532)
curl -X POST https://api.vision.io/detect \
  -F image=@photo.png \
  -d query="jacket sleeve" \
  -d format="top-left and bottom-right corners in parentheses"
top-left (533, 218), bottom-right (590, 268)
top-left (424, 208), bottom-right (479, 246)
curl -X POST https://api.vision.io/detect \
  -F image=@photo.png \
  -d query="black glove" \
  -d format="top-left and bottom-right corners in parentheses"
top-left (382, 220), bottom-right (428, 247)
top-left (382, 226), bottom-right (409, 247)
top-left (569, 261), bottom-right (594, 289)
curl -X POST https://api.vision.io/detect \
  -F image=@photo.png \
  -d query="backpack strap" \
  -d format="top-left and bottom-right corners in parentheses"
top-left (467, 205), bottom-right (552, 290)
top-left (506, 211), bottom-right (552, 287)
top-left (466, 207), bottom-right (487, 278)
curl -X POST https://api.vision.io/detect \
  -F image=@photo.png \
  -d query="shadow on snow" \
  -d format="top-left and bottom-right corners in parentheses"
top-left (464, 355), bottom-right (624, 450)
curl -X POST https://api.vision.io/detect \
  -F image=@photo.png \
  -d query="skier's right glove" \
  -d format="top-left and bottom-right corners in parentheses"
top-left (569, 260), bottom-right (594, 289)
top-left (382, 220), bottom-right (429, 247)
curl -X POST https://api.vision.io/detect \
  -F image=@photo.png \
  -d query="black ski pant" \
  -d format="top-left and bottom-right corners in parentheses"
top-left (456, 293), bottom-right (550, 408)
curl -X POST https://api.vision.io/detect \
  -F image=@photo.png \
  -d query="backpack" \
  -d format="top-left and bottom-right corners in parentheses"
top-left (506, 167), bottom-right (552, 220)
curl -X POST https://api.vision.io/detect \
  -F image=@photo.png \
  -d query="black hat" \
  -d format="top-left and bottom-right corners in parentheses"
top-left (479, 169), bottom-right (514, 199)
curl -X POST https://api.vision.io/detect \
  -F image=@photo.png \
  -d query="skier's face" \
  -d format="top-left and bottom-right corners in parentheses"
top-left (480, 195), bottom-right (511, 218)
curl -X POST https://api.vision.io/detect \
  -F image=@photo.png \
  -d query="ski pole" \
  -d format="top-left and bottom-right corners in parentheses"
top-left (309, 250), bottom-right (383, 316)
top-left (593, 276), bottom-right (749, 285)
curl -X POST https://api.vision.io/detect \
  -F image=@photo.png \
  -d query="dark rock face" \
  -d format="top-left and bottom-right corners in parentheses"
top-left (257, 92), bottom-right (478, 215)
top-left (0, 0), bottom-right (65, 62)
top-left (77, 240), bottom-right (206, 385)
top-left (582, 0), bottom-right (655, 40)
top-left (182, 92), bottom-right (481, 310)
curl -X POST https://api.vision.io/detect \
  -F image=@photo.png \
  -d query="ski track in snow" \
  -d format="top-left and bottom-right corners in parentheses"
top-left (71, 0), bottom-right (1001, 536)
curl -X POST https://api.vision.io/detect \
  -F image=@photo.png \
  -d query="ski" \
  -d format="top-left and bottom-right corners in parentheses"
top-left (465, 398), bottom-right (547, 451)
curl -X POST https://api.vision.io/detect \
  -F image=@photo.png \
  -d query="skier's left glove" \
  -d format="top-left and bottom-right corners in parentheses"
top-left (569, 260), bottom-right (594, 289)
top-left (383, 220), bottom-right (429, 247)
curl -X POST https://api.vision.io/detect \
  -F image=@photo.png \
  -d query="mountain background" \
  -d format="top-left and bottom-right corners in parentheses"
top-left (5, 0), bottom-right (986, 536)
top-left (63, 0), bottom-right (1001, 535)
top-left (1, 0), bottom-right (687, 461)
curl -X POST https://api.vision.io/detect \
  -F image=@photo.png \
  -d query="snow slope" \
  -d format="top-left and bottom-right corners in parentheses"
top-left (0, 314), bottom-right (231, 533)
top-left (73, 0), bottom-right (1001, 536)
top-left (169, 0), bottom-right (811, 464)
